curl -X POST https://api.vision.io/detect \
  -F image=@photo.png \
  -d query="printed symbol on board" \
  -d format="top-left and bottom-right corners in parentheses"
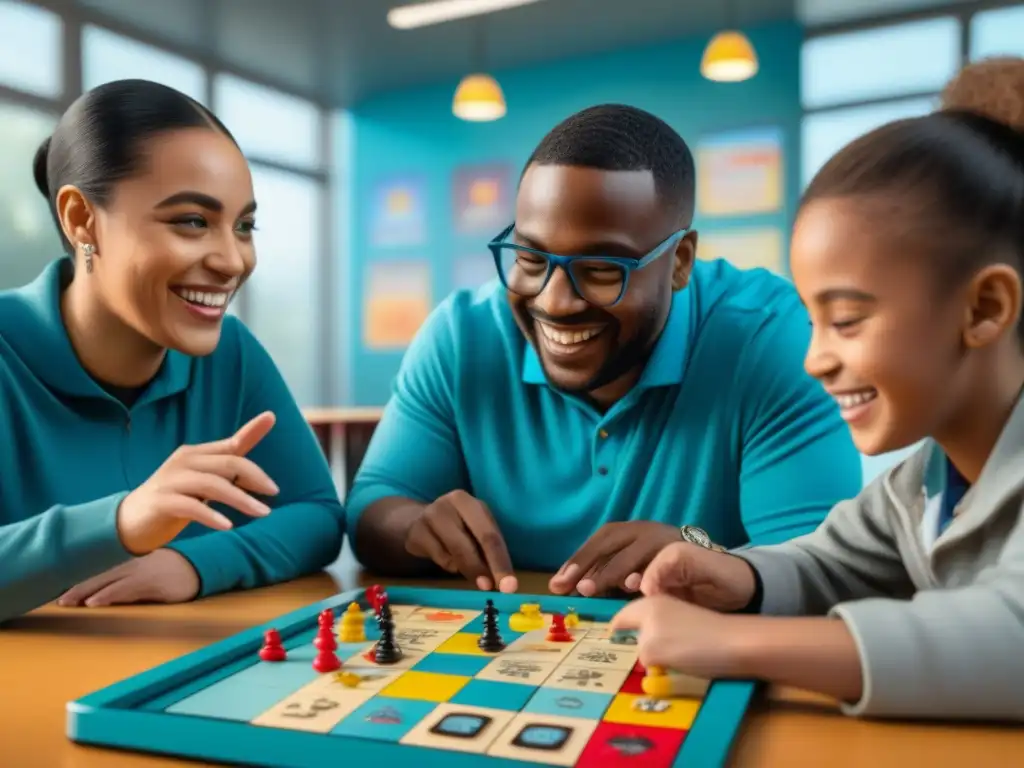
top-left (578, 649), bottom-right (618, 664)
top-left (512, 723), bottom-right (573, 751)
top-left (396, 628), bottom-right (439, 647)
top-left (365, 706), bottom-right (403, 724)
top-left (555, 696), bottom-right (584, 710)
top-left (557, 668), bottom-right (605, 688)
top-left (633, 698), bottom-right (671, 713)
top-left (495, 660), bottom-right (544, 679)
top-left (282, 697), bottom-right (339, 719)
top-left (424, 611), bottom-right (464, 622)
top-left (607, 734), bottom-right (656, 756)
top-left (430, 713), bottom-right (492, 739)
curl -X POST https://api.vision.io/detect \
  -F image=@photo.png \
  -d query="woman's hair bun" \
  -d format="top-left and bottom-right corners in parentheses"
top-left (32, 135), bottom-right (52, 199)
top-left (941, 56), bottom-right (1024, 133)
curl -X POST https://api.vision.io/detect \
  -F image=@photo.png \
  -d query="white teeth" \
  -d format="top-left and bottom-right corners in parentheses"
top-left (175, 289), bottom-right (228, 308)
top-left (835, 389), bottom-right (877, 409)
top-left (538, 323), bottom-right (603, 346)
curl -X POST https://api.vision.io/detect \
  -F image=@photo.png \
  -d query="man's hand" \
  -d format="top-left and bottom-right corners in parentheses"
top-left (548, 521), bottom-right (683, 597)
top-left (405, 490), bottom-right (518, 592)
top-left (610, 594), bottom-right (751, 678)
top-left (56, 549), bottom-right (201, 607)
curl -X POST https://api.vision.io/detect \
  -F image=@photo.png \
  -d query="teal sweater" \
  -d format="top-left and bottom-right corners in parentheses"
top-left (0, 260), bottom-right (345, 621)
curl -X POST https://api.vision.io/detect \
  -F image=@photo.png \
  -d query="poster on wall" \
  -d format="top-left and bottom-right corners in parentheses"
top-left (699, 228), bottom-right (785, 274)
top-left (363, 260), bottom-right (432, 349)
top-left (371, 176), bottom-right (427, 247)
top-left (453, 252), bottom-right (497, 291)
top-left (453, 163), bottom-right (513, 234)
top-left (696, 127), bottom-right (783, 217)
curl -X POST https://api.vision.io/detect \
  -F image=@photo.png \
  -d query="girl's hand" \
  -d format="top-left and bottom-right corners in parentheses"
top-left (611, 594), bottom-right (751, 678)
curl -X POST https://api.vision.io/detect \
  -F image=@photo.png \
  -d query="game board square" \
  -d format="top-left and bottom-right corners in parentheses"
top-left (250, 676), bottom-right (374, 733)
top-left (393, 626), bottom-right (452, 654)
top-left (577, 720), bottom-right (687, 768)
top-left (402, 607), bottom-right (479, 630)
top-left (523, 687), bottom-right (613, 720)
top-left (449, 679), bottom-right (535, 711)
top-left (379, 671), bottom-right (470, 703)
top-left (400, 702), bottom-right (516, 753)
top-left (343, 645), bottom-right (425, 671)
top-left (487, 711), bottom-right (599, 766)
top-left (435, 632), bottom-right (493, 656)
top-left (602, 692), bottom-right (701, 730)
top-left (476, 656), bottom-right (560, 687)
top-left (413, 652), bottom-right (493, 677)
top-left (329, 695), bottom-right (438, 742)
top-left (565, 641), bottom-right (637, 671)
top-left (544, 663), bottom-right (630, 693)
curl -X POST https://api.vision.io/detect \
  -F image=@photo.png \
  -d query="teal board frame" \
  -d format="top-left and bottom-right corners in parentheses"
top-left (67, 586), bottom-right (758, 766)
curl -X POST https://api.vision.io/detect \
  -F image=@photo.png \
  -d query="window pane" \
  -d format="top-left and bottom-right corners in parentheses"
top-left (213, 74), bottom-right (321, 169)
top-left (244, 165), bottom-right (322, 406)
top-left (802, 18), bottom-right (961, 109)
top-left (82, 25), bottom-right (207, 103)
top-left (801, 97), bottom-right (937, 187)
top-left (0, 0), bottom-right (62, 98)
top-left (0, 102), bottom-right (61, 289)
top-left (971, 4), bottom-right (1024, 60)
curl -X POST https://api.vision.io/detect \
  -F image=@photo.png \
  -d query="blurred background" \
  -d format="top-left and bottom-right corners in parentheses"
top-left (3, 0), bottom-right (1023, 488)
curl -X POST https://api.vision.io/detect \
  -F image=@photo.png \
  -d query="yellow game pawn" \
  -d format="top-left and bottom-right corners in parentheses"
top-left (338, 602), bottom-right (366, 643)
top-left (508, 603), bottom-right (545, 632)
top-left (641, 665), bottom-right (672, 698)
top-left (564, 608), bottom-right (579, 629)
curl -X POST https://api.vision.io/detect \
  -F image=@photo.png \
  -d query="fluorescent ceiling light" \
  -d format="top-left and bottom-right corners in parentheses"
top-left (387, 0), bottom-right (544, 30)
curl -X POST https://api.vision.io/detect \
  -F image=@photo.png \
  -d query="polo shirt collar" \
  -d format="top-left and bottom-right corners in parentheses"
top-left (9, 258), bottom-right (193, 404)
top-left (521, 286), bottom-right (692, 389)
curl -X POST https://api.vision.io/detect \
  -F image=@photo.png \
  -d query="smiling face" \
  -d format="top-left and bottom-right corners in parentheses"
top-left (791, 197), bottom-right (979, 455)
top-left (509, 163), bottom-right (694, 401)
top-left (87, 127), bottom-right (256, 356)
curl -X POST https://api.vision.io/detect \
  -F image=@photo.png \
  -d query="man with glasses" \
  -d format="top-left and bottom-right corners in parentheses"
top-left (345, 105), bottom-right (861, 597)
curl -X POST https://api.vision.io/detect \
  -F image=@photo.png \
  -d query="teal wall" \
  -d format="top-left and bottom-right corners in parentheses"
top-left (344, 20), bottom-right (803, 405)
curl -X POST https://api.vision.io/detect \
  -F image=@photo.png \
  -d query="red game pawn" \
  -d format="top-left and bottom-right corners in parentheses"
top-left (546, 613), bottom-right (573, 642)
top-left (365, 584), bottom-right (383, 613)
top-left (312, 646), bottom-right (341, 673)
top-left (313, 609), bottom-right (337, 651)
top-left (259, 629), bottom-right (287, 662)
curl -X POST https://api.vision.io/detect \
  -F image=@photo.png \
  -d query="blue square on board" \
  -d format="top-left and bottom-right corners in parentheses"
top-left (523, 686), bottom-right (613, 720)
top-left (330, 696), bottom-right (436, 741)
top-left (413, 653), bottom-right (492, 677)
top-left (450, 679), bottom-right (535, 711)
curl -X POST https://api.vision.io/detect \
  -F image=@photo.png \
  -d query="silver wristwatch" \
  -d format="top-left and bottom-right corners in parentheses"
top-left (680, 525), bottom-right (721, 551)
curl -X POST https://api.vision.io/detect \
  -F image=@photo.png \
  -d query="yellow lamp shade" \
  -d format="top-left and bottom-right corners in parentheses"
top-left (453, 73), bottom-right (506, 121)
top-left (701, 30), bottom-right (758, 82)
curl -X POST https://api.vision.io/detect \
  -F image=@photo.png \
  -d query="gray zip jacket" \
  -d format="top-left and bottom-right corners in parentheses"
top-left (737, 397), bottom-right (1024, 721)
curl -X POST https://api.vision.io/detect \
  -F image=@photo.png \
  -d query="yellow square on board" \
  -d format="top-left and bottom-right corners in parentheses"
top-left (380, 671), bottom-right (470, 702)
top-left (435, 632), bottom-right (490, 656)
top-left (602, 692), bottom-right (701, 730)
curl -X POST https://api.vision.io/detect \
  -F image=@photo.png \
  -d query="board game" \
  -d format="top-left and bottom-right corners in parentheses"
top-left (67, 586), bottom-right (758, 767)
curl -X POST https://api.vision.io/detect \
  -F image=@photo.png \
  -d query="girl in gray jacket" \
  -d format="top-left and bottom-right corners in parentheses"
top-left (612, 58), bottom-right (1024, 723)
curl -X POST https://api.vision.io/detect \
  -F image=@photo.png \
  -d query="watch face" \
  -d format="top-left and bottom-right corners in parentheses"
top-left (682, 526), bottom-right (712, 548)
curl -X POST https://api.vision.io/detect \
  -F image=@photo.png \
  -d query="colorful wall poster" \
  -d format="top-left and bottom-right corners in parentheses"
top-left (363, 260), bottom-right (432, 349)
top-left (453, 252), bottom-right (497, 291)
top-left (370, 176), bottom-right (427, 247)
top-left (699, 228), bottom-right (786, 274)
top-left (453, 163), bottom-right (513, 234)
top-left (696, 127), bottom-right (783, 217)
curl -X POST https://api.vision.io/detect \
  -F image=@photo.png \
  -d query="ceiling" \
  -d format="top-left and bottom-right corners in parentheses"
top-left (71, 0), bottom-right (965, 107)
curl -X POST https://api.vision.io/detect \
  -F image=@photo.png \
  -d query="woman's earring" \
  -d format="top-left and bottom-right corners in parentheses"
top-left (81, 243), bottom-right (95, 273)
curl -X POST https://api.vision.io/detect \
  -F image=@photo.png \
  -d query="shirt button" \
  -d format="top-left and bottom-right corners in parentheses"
top-left (598, 467), bottom-right (608, 475)
top-left (598, 429), bottom-right (609, 439)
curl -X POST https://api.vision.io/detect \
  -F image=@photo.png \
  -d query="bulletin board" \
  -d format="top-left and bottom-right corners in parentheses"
top-left (363, 260), bottom-right (432, 349)
top-left (696, 127), bottom-right (784, 217)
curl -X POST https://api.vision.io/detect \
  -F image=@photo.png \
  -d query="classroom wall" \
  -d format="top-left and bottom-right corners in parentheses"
top-left (343, 20), bottom-right (803, 405)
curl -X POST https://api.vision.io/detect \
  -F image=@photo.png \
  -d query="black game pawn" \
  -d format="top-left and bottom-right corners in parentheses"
top-left (373, 603), bottom-right (403, 664)
top-left (478, 599), bottom-right (506, 652)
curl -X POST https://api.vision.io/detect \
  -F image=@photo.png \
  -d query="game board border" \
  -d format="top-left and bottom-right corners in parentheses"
top-left (67, 586), bottom-right (759, 767)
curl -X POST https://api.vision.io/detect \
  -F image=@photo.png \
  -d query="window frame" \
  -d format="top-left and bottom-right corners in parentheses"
top-left (3, 0), bottom-right (336, 405)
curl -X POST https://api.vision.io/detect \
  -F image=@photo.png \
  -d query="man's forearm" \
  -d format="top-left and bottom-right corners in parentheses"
top-left (352, 498), bottom-right (440, 577)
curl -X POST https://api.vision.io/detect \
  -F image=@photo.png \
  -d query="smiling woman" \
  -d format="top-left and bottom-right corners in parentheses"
top-left (0, 79), bottom-right (345, 622)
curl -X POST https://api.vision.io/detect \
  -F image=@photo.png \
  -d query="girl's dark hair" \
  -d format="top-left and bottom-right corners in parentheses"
top-left (34, 78), bottom-right (238, 254)
top-left (800, 108), bottom-right (1024, 339)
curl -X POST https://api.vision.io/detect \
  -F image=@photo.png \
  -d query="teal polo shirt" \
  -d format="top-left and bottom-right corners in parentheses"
top-left (347, 258), bottom-right (862, 571)
top-left (0, 259), bottom-right (345, 621)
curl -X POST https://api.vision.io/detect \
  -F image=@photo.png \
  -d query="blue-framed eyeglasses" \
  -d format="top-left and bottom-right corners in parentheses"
top-left (487, 223), bottom-right (689, 307)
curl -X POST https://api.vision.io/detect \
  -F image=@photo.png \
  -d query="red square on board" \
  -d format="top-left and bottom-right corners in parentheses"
top-left (619, 667), bottom-right (645, 694)
top-left (577, 721), bottom-right (687, 768)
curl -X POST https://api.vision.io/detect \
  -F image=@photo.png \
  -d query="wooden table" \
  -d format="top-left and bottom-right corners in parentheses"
top-left (302, 407), bottom-right (383, 496)
top-left (2, 570), bottom-right (1018, 767)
